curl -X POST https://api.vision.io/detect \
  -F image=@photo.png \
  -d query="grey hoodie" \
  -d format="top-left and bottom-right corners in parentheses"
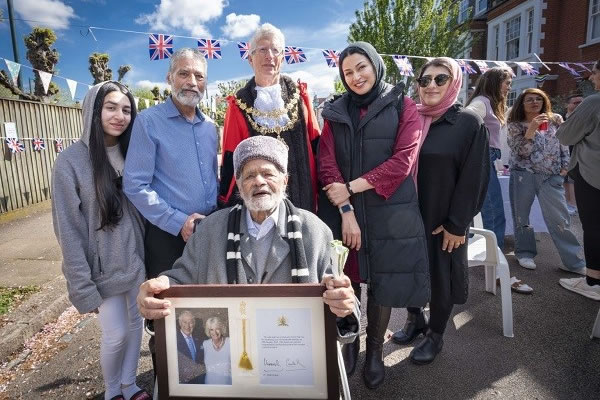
top-left (51, 81), bottom-right (145, 314)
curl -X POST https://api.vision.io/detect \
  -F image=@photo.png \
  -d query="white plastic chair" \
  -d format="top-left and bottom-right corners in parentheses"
top-left (591, 307), bottom-right (600, 339)
top-left (467, 213), bottom-right (514, 338)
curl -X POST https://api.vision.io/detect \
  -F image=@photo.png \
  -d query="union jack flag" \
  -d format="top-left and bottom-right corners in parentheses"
top-left (457, 60), bottom-right (477, 74)
top-left (493, 61), bottom-right (516, 77)
top-left (55, 138), bottom-right (64, 153)
top-left (32, 138), bottom-right (46, 151)
top-left (473, 60), bottom-right (489, 73)
top-left (198, 39), bottom-right (222, 59)
top-left (284, 47), bottom-right (307, 64)
top-left (392, 55), bottom-right (413, 77)
top-left (149, 34), bottom-right (174, 60)
top-left (515, 62), bottom-right (539, 76)
top-left (5, 138), bottom-right (24, 153)
top-left (322, 49), bottom-right (340, 68)
top-left (558, 62), bottom-right (580, 77)
top-left (237, 41), bottom-right (250, 60)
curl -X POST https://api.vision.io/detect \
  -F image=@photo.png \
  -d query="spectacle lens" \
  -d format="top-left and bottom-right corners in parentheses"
top-left (416, 74), bottom-right (451, 88)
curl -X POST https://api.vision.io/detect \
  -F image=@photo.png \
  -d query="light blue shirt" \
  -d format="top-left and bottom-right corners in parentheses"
top-left (124, 97), bottom-right (218, 236)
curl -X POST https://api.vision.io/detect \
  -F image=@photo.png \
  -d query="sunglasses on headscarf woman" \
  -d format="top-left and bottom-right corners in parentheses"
top-left (416, 74), bottom-right (452, 88)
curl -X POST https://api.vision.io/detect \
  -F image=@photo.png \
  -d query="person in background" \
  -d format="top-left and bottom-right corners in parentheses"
top-left (219, 23), bottom-right (320, 211)
top-left (52, 81), bottom-right (149, 400)
top-left (317, 42), bottom-right (429, 389)
top-left (562, 93), bottom-right (584, 216)
top-left (556, 61), bottom-right (600, 301)
top-left (506, 88), bottom-right (585, 275)
top-left (392, 57), bottom-right (489, 365)
top-left (466, 68), bottom-right (532, 294)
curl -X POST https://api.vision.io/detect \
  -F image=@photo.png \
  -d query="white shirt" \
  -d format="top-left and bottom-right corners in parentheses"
top-left (254, 84), bottom-right (291, 128)
top-left (245, 205), bottom-right (279, 240)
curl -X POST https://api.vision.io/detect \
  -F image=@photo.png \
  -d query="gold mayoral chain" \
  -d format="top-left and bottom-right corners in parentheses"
top-left (235, 87), bottom-right (301, 142)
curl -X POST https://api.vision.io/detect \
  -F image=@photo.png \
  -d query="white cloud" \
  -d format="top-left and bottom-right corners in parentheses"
top-left (135, 80), bottom-right (171, 91)
top-left (221, 13), bottom-right (260, 39)
top-left (135, 0), bottom-right (227, 38)
top-left (284, 54), bottom-right (339, 98)
top-left (14, 0), bottom-right (76, 30)
top-left (282, 20), bottom-right (351, 47)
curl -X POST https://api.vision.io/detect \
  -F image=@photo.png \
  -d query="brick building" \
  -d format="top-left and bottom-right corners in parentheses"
top-left (461, 0), bottom-right (600, 105)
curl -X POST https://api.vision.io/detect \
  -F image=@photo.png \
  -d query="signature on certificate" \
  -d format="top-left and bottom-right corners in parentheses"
top-left (285, 358), bottom-right (307, 371)
top-left (263, 358), bottom-right (307, 372)
top-left (263, 358), bottom-right (283, 372)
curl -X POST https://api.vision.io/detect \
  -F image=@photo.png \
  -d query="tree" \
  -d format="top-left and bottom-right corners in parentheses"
top-left (333, 77), bottom-right (346, 94)
top-left (162, 88), bottom-right (171, 100)
top-left (131, 87), bottom-right (155, 112)
top-left (348, 0), bottom-right (474, 84)
top-left (25, 27), bottom-right (60, 99)
top-left (151, 86), bottom-right (161, 100)
top-left (89, 52), bottom-right (112, 84)
top-left (117, 65), bottom-right (131, 82)
top-left (203, 79), bottom-right (248, 127)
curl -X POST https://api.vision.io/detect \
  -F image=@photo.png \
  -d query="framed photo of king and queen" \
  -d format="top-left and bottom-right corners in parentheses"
top-left (154, 284), bottom-right (340, 399)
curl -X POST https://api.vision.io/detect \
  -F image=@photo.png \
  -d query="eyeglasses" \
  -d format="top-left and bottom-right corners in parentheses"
top-left (416, 74), bottom-right (451, 88)
top-left (524, 97), bottom-right (543, 104)
top-left (254, 47), bottom-right (282, 57)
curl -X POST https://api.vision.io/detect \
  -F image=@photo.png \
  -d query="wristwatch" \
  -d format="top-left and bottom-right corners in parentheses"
top-left (339, 204), bottom-right (354, 214)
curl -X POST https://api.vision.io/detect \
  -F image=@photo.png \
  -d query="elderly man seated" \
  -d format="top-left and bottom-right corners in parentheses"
top-left (137, 136), bottom-right (359, 341)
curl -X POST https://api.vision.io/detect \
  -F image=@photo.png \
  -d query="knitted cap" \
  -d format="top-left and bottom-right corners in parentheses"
top-left (233, 136), bottom-right (288, 178)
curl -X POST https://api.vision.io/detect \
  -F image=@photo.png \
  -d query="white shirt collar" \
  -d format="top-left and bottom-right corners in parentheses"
top-left (245, 205), bottom-right (279, 240)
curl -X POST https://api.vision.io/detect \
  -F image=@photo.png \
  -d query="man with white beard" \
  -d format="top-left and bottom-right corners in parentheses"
top-left (137, 136), bottom-right (359, 340)
top-left (124, 48), bottom-right (218, 280)
top-left (124, 48), bottom-right (218, 379)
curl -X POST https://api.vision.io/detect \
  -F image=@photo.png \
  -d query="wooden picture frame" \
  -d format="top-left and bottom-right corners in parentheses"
top-left (154, 284), bottom-right (340, 400)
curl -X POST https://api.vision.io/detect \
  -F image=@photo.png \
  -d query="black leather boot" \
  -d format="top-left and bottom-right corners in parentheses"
top-left (391, 309), bottom-right (428, 345)
top-left (342, 339), bottom-right (360, 376)
top-left (363, 300), bottom-right (391, 389)
top-left (409, 329), bottom-right (444, 365)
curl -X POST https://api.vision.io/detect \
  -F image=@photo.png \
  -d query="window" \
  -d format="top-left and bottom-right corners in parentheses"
top-left (527, 9), bottom-right (534, 54)
top-left (476, 0), bottom-right (487, 14)
top-left (507, 91), bottom-right (517, 107)
top-left (589, 0), bottom-right (600, 41)
top-left (459, 0), bottom-right (470, 23)
top-left (494, 25), bottom-right (500, 59)
top-left (505, 16), bottom-right (521, 59)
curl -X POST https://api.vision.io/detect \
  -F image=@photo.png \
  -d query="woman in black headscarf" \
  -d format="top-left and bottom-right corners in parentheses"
top-left (317, 42), bottom-right (429, 389)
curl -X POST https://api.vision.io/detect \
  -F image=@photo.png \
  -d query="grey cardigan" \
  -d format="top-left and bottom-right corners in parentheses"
top-left (557, 92), bottom-right (600, 190)
top-left (162, 203), bottom-right (360, 343)
top-left (51, 82), bottom-right (146, 314)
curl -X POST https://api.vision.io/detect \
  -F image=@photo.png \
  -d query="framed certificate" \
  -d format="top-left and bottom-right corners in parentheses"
top-left (154, 284), bottom-right (340, 400)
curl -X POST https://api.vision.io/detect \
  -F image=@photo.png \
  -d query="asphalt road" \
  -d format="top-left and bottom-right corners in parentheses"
top-left (1, 203), bottom-right (599, 399)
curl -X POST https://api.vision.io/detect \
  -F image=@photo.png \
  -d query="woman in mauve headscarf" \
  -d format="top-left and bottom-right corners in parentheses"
top-left (391, 58), bottom-right (490, 365)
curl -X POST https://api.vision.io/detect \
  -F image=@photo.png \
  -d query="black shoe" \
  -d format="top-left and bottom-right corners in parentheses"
top-left (391, 310), bottom-right (428, 345)
top-left (409, 330), bottom-right (444, 365)
top-left (342, 339), bottom-right (360, 376)
top-left (362, 301), bottom-right (391, 389)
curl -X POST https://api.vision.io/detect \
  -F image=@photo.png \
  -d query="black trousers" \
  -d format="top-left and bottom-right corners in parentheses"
top-left (144, 222), bottom-right (186, 279)
top-left (572, 165), bottom-right (600, 271)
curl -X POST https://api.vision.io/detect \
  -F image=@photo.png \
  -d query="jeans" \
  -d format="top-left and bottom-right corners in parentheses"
top-left (481, 148), bottom-right (506, 248)
top-left (509, 169), bottom-right (585, 271)
top-left (572, 165), bottom-right (600, 271)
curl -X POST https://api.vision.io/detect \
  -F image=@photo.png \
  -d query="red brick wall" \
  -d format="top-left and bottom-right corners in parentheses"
top-left (540, 0), bottom-right (600, 97)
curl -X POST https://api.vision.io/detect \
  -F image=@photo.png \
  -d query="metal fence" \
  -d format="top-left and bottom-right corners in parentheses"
top-left (0, 98), bottom-right (82, 213)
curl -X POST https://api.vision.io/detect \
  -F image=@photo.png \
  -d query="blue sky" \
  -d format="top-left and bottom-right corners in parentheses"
top-left (0, 0), bottom-right (365, 101)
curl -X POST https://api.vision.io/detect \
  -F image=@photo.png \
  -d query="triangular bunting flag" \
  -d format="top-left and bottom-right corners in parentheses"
top-left (573, 63), bottom-right (591, 72)
top-left (473, 60), bottom-right (489, 73)
top-left (66, 79), bottom-right (77, 100)
top-left (558, 62), bottom-right (580, 77)
top-left (515, 62), bottom-right (539, 76)
top-left (4, 59), bottom-right (21, 86)
top-left (392, 55), bottom-right (414, 76)
top-left (37, 70), bottom-right (53, 94)
top-left (54, 138), bottom-right (64, 153)
top-left (32, 138), bottom-right (46, 151)
top-left (5, 138), bottom-right (25, 153)
top-left (457, 60), bottom-right (477, 74)
top-left (493, 61), bottom-right (516, 76)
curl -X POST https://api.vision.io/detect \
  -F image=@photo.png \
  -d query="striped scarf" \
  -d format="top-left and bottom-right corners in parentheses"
top-left (225, 199), bottom-right (310, 283)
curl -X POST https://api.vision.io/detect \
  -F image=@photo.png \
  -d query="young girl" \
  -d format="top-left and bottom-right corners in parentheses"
top-left (52, 81), bottom-right (149, 400)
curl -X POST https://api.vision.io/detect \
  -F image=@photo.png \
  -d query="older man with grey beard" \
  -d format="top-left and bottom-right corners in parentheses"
top-left (137, 136), bottom-right (359, 339)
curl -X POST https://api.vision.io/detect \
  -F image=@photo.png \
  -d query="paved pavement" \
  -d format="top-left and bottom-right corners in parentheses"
top-left (0, 203), bottom-right (599, 399)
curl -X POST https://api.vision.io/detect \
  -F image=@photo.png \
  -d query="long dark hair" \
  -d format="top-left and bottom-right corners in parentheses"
top-left (466, 67), bottom-right (512, 124)
top-left (88, 82), bottom-right (136, 230)
top-left (508, 88), bottom-right (553, 123)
